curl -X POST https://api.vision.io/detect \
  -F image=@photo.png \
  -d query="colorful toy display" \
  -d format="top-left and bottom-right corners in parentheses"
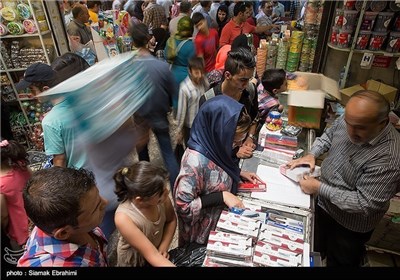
top-left (266, 111), bottom-right (283, 131)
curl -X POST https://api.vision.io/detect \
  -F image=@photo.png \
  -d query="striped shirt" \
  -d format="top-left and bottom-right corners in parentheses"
top-left (310, 115), bottom-right (400, 233)
top-left (257, 83), bottom-right (280, 123)
top-left (176, 76), bottom-right (208, 130)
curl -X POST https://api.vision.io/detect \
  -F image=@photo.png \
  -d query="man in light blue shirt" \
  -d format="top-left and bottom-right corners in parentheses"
top-left (16, 56), bottom-right (90, 169)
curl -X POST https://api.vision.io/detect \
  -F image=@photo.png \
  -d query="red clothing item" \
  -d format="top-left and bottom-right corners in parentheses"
top-left (1, 168), bottom-right (30, 245)
top-left (194, 28), bottom-right (219, 73)
top-left (215, 44), bottom-right (231, 70)
top-left (219, 19), bottom-right (256, 47)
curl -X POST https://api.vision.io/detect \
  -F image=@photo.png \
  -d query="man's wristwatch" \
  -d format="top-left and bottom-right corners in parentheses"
top-left (248, 134), bottom-right (256, 141)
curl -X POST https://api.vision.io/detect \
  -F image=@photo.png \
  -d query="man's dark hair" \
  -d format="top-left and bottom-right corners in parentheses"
top-left (23, 167), bottom-right (96, 234)
top-left (200, 1), bottom-right (212, 8)
top-left (129, 22), bottom-right (151, 48)
top-left (180, 1), bottom-right (192, 14)
top-left (233, 1), bottom-right (250, 16)
top-left (192, 12), bottom-right (205, 25)
top-left (224, 47), bottom-right (255, 76)
top-left (72, 3), bottom-right (87, 19)
top-left (51, 52), bottom-right (90, 86)
top-left (86, 1), bottom-right (101, 9)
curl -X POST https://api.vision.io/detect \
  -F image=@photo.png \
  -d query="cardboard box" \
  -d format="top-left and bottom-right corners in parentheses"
top-left (287, 90), bottom-right (325, 129)
top-left (292, 72), bottom-right (341, 100)
top-left (286, 72), bottom-right (340, 129)
top-left (340, 80), bottom-right (398, 105)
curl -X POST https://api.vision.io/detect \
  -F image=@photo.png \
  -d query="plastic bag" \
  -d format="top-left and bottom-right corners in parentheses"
top-left (168, 243), bottom-right (207, 267)
top-left (39, 52), bottom-right (153, 144)
top-left (68, 35), bottom-right (97, 66)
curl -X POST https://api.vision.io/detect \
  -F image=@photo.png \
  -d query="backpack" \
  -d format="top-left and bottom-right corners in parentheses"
top-left (203, 81), bottom-right (256, 101)
top-left (166, 38), bottom-right (190, 65)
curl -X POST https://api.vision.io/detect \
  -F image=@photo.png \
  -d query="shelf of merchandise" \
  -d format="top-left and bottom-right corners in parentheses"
top-left (0, 0), bottom-right (60, 150)
top-left (327, 42), bottom-right (400, 57)
top-left (321, 0), bottom-right (400, 89)
top-left (338, 0), bottom-right (368, 89)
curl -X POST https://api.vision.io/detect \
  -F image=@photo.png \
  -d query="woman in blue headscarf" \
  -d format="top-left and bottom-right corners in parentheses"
top-left (173, 95), bottom-right (263, 247)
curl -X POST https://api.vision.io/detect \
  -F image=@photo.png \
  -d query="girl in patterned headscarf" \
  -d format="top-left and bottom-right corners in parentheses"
top-left (164, 16), bottom-right (195, 114)
top-left (165, 16), bottom-right (194, 63)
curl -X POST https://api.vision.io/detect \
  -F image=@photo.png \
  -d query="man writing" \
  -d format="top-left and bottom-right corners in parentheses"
top-left (287, 90), bottom-right (400, 266)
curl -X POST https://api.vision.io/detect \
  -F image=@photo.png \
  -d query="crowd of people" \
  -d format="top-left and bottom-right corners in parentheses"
top-left (1, 0), bottom-right (399, 269)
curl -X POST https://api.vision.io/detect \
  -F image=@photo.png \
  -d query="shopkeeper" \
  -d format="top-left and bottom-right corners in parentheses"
top-left (287, 90), bottom-right (400, 267)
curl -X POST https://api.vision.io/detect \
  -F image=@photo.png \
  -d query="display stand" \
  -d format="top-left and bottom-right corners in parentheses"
top-left (0, 0), bottom-right (60, 150)
top-left (323, 0), bottom-right (400, 90)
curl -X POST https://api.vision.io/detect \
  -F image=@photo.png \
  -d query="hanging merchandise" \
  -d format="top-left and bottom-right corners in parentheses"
top-left (92, 9), bottom-right (132, 59)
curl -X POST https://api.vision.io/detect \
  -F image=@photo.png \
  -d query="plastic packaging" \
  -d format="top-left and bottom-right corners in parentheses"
top-left (0, 23), bottom-right (7, 36)
top-left (368, 31), bottom-right (387, 51)
top-left (355, 31), bottom-right (371, 50)
top-left (373, 12), bottom-right (394, 32)
top-left (169, 243), bottom-right (207, 267)
top-left (370, 0), bottom-right (387, 12)
top-left (334, 9), bottom-right (344, 28)
top-left (266, 111), bottom-right (283, 131)
top-left (329, 26), bottom-right (339, 46)
top-left (37, 52), bottom-right (153, 143)
top-left (393, 15), bottom-right (400, 32)
top-left (342, 10), bottom-right (358, 32)
top-left (355, 0), bottom-right (371, 11)
top-left (360, 11), bottom-right (378, 31)
top-left (281, 125), bottom-right (302, 137)
top-left (7, 21), bottom-right (24, 35)
top-left (23, 19), bottom-right (37, 34)
top-left (343, 0), bottom-right (356, 10)
top-left (16, 3), bottom-right (31, 19)
top-left (337, 30), bottom-right (351, 48)
top-left (386, 32), bottom-right (400, 53)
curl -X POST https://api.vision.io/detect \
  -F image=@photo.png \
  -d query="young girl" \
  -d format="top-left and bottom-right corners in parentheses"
top-left (0, 139), bottom-right (31, 251)
top-left (114, 161), bottom-right (177, 267)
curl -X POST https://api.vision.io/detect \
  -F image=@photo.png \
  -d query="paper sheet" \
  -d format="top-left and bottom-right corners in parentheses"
top-left (251, 165), bottom-right (311, 209)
